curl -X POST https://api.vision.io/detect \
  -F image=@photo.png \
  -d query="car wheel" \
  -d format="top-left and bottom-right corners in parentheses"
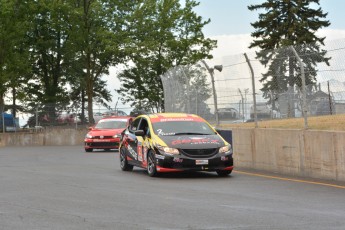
top-left (85, 148), bottom-right (93, 152)
top-left (216, 170), bottom-right (232, 177)
top-left (120, 147), bottom-right (133, 171)
top-left (147, 151), bottom-right (158, 177)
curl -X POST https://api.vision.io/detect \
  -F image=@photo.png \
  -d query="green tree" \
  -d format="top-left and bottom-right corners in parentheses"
top-left (117, 0), bottom-right (216, 112)
top-left (248, 0), bottom-right (330, 117)
top-left (68, 0), bottom-right (133, 124)
top-left (0, 0), bottom-right (31, 116)
top-left (21, 0), bottom-right (74, 120)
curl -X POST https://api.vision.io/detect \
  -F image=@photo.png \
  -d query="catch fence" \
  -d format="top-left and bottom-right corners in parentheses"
top-left (161, 38), bottom-right (345, 129)
top-left (2, 104), bottom-right (132, 132)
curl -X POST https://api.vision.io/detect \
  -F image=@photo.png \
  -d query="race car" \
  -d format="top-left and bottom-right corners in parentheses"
top-left (84, 116), bottom-right (133, 152)
top-left (119, 113), bottom-right (233, 177)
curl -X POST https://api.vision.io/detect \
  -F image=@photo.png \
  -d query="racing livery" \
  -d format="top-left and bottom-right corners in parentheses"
top-left (119, 113), bottom-right (233, 177)
top-left (84, 116), bottom-right (133, 152)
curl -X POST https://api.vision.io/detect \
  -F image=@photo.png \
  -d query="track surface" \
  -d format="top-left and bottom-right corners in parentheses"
top-left (1, 146), bottom-right (345, 230)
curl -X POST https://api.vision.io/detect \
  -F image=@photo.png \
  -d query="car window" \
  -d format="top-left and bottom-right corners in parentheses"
top-left (151, 120), bottom-right (214, 136)
top-left (130, 118), bottom-right (141, 132)
top-left (138, 118), bottom-right (149, 135)
top-left (95, 119), bottom-right (128, 129)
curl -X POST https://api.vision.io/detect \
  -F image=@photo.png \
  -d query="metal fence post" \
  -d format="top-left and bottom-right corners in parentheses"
top-left (201, 60), bottom-right (219, 126)
top-left (244, 53), bottom-right (258, 128)
top-left (290, 46), bottom-right (308, 129)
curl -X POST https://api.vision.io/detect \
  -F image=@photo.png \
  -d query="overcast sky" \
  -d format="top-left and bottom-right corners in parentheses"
top-left (194, 0), bottom-right (345, 36)
top-left (190, 0), bottom-right (345, 57)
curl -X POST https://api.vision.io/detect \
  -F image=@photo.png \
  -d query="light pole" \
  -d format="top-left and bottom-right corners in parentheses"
top-left (201, 60), bottom-right (222, 126)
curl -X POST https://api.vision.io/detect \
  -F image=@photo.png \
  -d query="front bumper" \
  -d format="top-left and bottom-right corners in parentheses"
top-left (155, 154), bottom-right (233, 172)
top-left (84, 138), bottom-right (121, 149)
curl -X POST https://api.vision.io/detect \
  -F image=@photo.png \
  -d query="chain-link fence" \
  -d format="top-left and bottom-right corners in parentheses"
top-left (161, 38), bottom-right (345, 129)
top-left (4, 38), bottom-right (345, 131)
top-left (1, 104), bottom-right (132, 132)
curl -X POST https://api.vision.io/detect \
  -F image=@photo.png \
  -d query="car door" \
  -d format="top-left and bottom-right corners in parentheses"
top-left (125, 117), bottom-right (142, 164)
top-left (136, 118), bottom-right (150, 168)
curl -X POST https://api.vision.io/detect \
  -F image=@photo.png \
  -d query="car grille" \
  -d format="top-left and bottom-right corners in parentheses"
top-left (90, 142), bottom-right (117, 147)
top-left (180, 148), bottom-right (218, 158)
top-left (93, 136), bottom-right (113, 139)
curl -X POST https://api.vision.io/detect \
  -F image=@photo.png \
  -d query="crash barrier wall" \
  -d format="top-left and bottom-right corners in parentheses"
top-left (233, 128), bottom-right (345, 182)
top-left (0, 128), bottom-right (87, 147)
top-left (1, 127), bottom-right (345, 182)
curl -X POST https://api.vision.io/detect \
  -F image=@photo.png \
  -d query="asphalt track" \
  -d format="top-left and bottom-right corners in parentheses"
top-left (1, 146), bottom-right (345, 230)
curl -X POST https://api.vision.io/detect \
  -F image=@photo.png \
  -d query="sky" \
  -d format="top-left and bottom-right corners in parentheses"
top-left (194, 0), bottom-right (345, 36)
top-left (107, 0), bottom-right (345, 113)
top-left (191, 0), bottom-right (345, 57)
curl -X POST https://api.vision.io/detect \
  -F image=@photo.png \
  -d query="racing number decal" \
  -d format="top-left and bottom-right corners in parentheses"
top-left (141, 140), bottom-right (149, 167)
top-left (137, 141), bottom-right (143, 162)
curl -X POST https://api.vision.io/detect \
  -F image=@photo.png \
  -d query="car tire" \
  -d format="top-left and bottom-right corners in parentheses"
top-left (85, 148), bottom-right (93, 152)
top-left (120, 147), bottom-right (133, 171)
top-left (147, 151), bottom-right (158, 177)
top-left (216, 170), bottom-right (232, 177)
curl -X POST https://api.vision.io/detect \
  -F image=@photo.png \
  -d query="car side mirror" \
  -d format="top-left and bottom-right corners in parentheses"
top-left (88, 126), bottom-right (93, 131)
top-left (134, 130), bottom-right (145, 136)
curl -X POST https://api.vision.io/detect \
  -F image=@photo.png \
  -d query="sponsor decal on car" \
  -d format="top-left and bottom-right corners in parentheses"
top-left (137, 141), bottom-right (143, 161)
top-left (127, 145), bottom-right (138, 160)
top-left (195, 159), bottom-right (208, 165)
top-left (93, 139), bottom-right (111, 142)
top-left (171, 137), bottom-right (220, 145)
top-left (173, 158), bottom-right (183, 163)
top-left (143, 146), bottom-right (148, 160)
top-left (156, 129), bottom-right (175, 136)
top-left (155, 154), bottom-right (165, 160)
top-left (150, 115), bottom-right (204, 123)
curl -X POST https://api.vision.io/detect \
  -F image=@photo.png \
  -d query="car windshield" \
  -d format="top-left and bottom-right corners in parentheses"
top-left (95, 119), bottom-right (127, 129)
top-left (152, 120), bottom-right (215, 136)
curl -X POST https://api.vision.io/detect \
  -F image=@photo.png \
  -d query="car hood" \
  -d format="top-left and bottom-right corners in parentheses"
top-left (158, 134), bottom-right (225, 149)
top-left (88, 128), bottom-right (124, 136)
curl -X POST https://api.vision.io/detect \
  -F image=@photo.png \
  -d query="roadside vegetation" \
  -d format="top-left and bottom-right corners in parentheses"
top-left (220, 114), bottom-right (345, 131)
top-left (0, 0), bottom-right (216, 124)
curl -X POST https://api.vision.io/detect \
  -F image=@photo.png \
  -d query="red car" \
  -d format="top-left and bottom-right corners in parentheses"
top-left (84, 116), bottom-right (133, 152)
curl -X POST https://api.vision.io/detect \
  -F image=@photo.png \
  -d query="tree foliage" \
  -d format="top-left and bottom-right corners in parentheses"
top-left (0, 0), bottom-right (215, 124)
top-left (0, 0), bottom-right (31, 115)
top-left (248, 0), bottom-right (330, 116)
top-left (117, 0), bottom-right (216, 112)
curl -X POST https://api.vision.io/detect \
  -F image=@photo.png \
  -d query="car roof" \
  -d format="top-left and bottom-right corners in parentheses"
top-left (99, 116), bottom-right (133, 121)
top-left (139, 113), bottom-right (205, 122)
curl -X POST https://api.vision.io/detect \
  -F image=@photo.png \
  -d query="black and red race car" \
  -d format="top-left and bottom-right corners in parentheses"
top-left (119, 113), bottom-right (233, 177)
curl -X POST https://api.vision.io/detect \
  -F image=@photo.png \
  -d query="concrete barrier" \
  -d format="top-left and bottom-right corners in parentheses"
top-left (232, 128), bottom-right (345, 182)
top-left (0, 128), bottom-right (87, 147)
top-left (1, 127), bottom-right (345, 182)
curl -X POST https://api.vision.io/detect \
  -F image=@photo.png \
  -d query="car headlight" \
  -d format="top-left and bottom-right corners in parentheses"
top-left (85, 133), bottom-right (93, 139)
top-left (157, 146), bottom-right (179, 156)
top-left (219, 145), bottom-right (232, 155)
top-left (113, 134), bottom-right (121, 138)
